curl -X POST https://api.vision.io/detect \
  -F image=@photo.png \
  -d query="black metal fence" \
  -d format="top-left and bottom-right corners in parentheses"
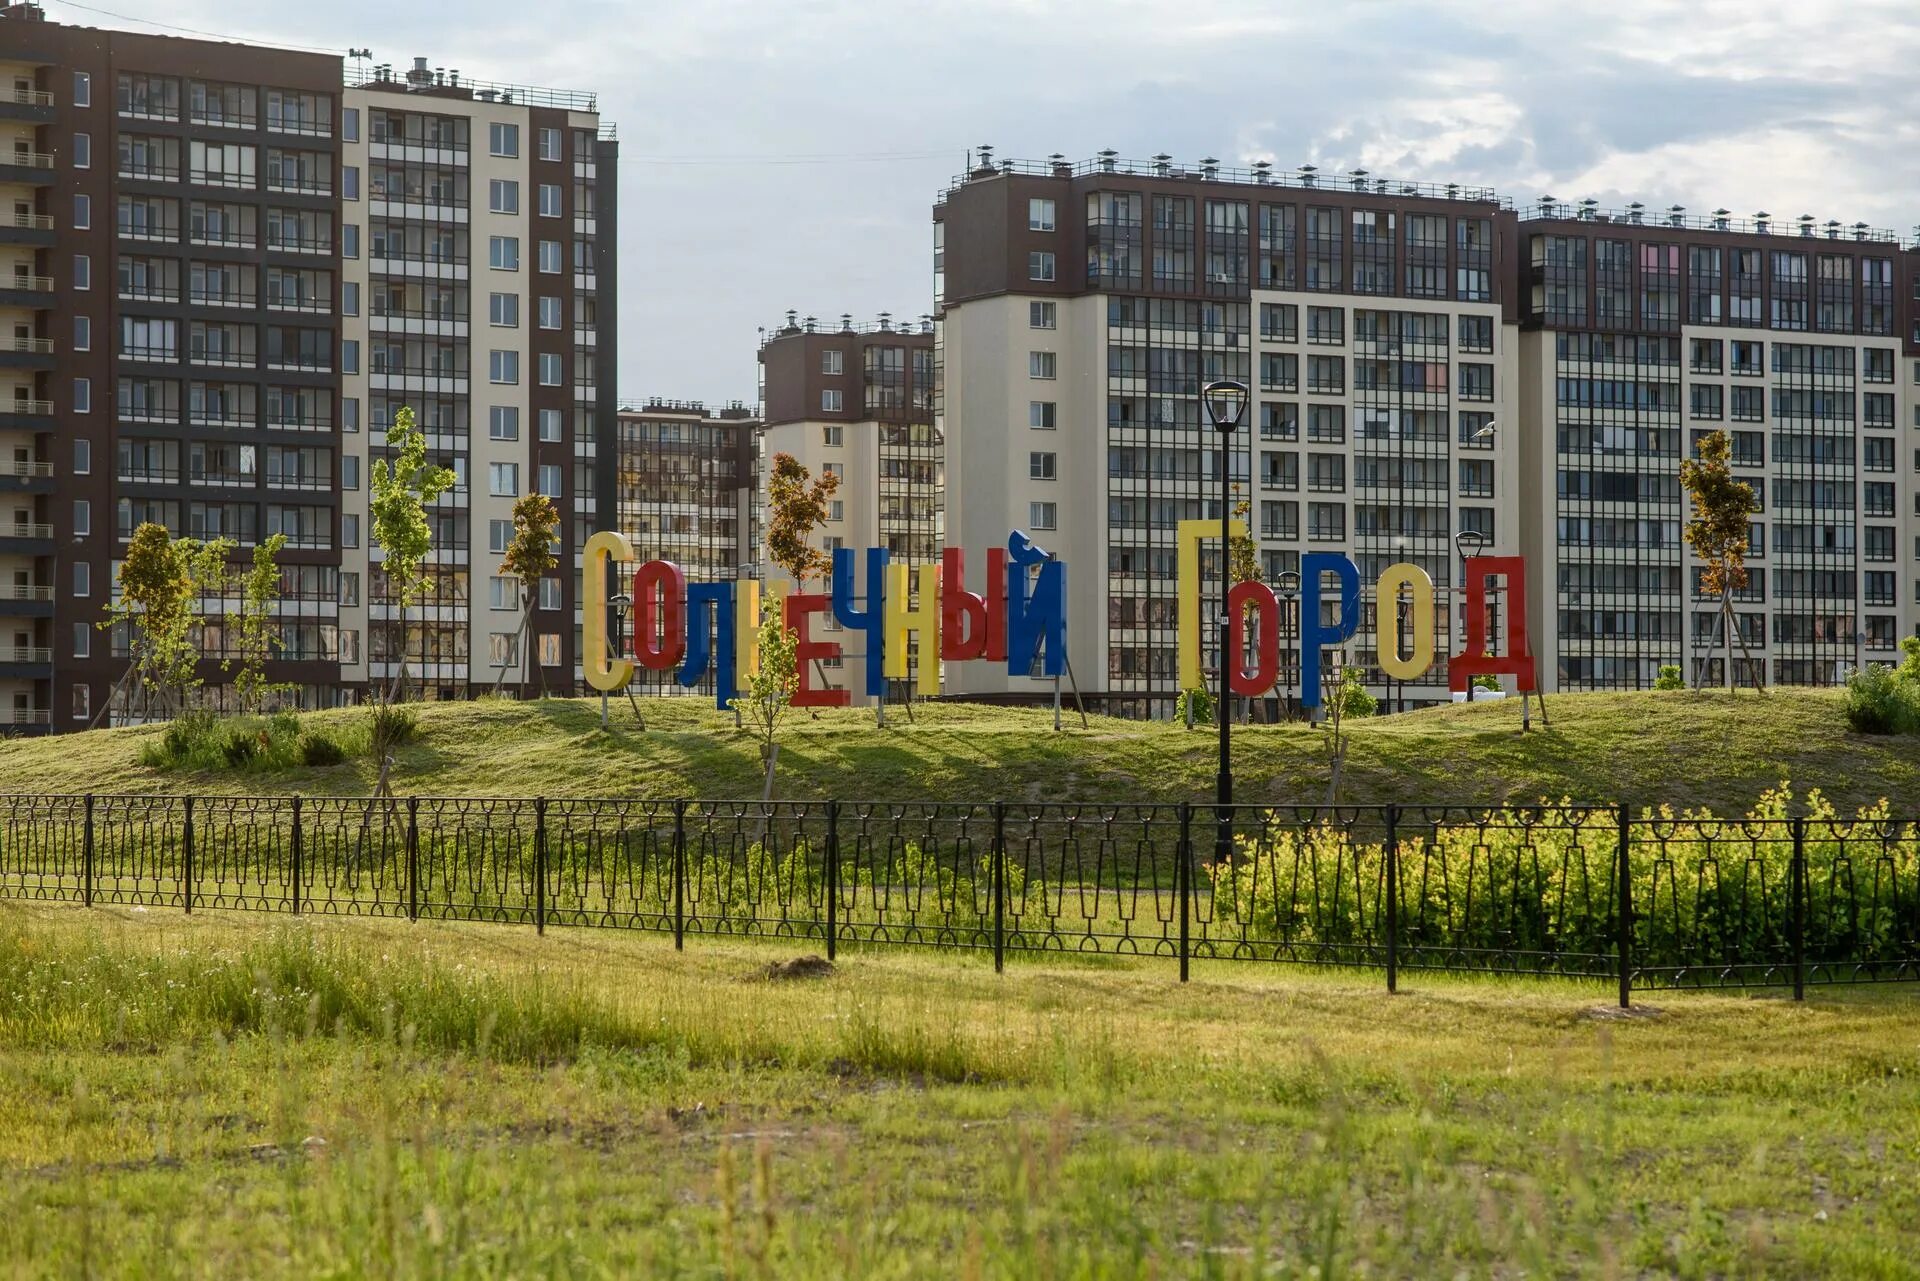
top-left (2, 796), bottom-right (1916, 1004)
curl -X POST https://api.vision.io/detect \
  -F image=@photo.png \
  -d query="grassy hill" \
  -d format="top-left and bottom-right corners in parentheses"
top-left (0, 687), bottom-right (1912, 814)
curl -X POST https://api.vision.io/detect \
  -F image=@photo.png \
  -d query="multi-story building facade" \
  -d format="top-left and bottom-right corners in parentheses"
top-left (340, 57), bottom-right (616, 704)
top-left (935, 153), bottom-right (1920, 715)
top-left (609, 398), bottom-right (758, 698)
top-left (758, 312), bottom-right (938, 701)
top-left (0, 4), bottom-right (615, 733)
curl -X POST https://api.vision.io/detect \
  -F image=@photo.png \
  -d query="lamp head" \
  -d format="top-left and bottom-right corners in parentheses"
top-left (1276, 568), bottom-right (1301, 600)
top-left (1454, 529), bottom-right (1489, 560)
top-left (1202, 379), bottom-right (1249, 433)
top-left (610, 591), bottom-right (633, 620)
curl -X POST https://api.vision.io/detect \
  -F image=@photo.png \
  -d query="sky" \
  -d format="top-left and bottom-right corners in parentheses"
top-left (44, 0), bottom-right (1920, 405)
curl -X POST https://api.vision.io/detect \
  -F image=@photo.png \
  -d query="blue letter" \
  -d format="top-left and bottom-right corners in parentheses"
top-left (1006, 532), bottom-right (1067, 678)
top-left (1298, 552), bottom-right (1360, 709)
top-left (678, 581), bottom-right (739, 709)
top-left (831, 546), bottom-right (889, 697)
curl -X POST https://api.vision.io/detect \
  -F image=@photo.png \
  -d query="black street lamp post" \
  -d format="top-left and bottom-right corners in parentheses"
top-left (1203, 379), bottom-right (1249, 865)
top-left (1453, 528), bottom-right (1488, 701)
top-left (604, 591), bottom-right (632, 729)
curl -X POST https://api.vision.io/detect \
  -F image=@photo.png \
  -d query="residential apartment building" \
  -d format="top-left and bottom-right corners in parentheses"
top-left (757, 312), bottom-right (938, 701)
top-left (609, 397), bottom-right (758, 699)
top-left (339, 56), bottom-right (616, 703)
top-left (0, 3), bottom-right (615, 733)
top-left (934, 152), bottom-right (1920, 716)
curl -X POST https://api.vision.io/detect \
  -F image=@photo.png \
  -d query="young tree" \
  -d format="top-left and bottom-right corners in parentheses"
top-left (494, 492), bottom-right (561, 696)
top-left (101, 524), bottom-right (230, 722)
top-left (228, 534), bottom-right (291, 716)
top-left (1681, 429), bottom-right (1762, 693)
top-left (731, 607), bottom-right (800, 801)
top-left (764, 451), bottom-right (843, 703)
top-left (370, 405), bottom-right (457, 702)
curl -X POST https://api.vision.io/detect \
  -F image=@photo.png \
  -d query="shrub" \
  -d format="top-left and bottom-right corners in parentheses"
top-left (298, 732), bottom-right (348, 767)
top-left (1470, 674), bottom-right (1500, 693)
top-left (1339, 668), bottom-right (1376, 718)
top-left (1175, 687), bottom-right (1214, 726)
top-left (220, 730), bottom-right (262, 768)
top-left (1842, 664), bottom-right (1920, 736)
top-left (370, 703), bottom-right (420, 753)
top-left (1655, 664), bottom-right (1684, 691)
top-left (138, 710), bottom-right (223, 769)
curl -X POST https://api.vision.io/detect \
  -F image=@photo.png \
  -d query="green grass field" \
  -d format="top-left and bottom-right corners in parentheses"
top-left (2, 901), bottom-right (1916, 1278)
top-left (1, 687), bottom-right (1915, 814)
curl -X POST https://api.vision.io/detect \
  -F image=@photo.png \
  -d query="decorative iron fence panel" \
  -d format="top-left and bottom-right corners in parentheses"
top-left (3, 795), bottom-right (1916, 1002)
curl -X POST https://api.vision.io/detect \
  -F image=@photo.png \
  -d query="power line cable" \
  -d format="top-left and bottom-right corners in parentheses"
top-left (49, 0), bottom-right (347, 55)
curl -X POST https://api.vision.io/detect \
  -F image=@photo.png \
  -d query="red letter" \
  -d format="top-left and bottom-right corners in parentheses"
top-left (1227, 581), bottom-right (1280, 697)
top-left (1449, 555), bottom-right (1535, 693)
top-left (939, 547), bottom-right (1007, 662)
top-left (632, 561), bottom-right (686, 671)
top-left (786, 592), bottom-right (849, 708)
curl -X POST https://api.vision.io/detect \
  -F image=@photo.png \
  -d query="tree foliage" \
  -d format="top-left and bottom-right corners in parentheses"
top-left (495, 492), bottom-right (562, 694)
top-left (1228, 485), bottom-right (1261, 585)
top-left (731, 608), bottom-right (800, 794)
top-left (764, 452), bottom-right (840, 584)
top-left (228, 534), bottom-right (291, 716)
top-left (1680, 430), bottom-right (1756, 597)
top-left (103, 523), bottom-right (230, 720)
top-left (369, 405), bottom-right (458, 699)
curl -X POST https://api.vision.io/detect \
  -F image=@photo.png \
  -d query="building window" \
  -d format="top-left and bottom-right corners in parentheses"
top-left (488, 463), bottom-right (520, 497)
top-left (538, 463), bottom-right (562, 496)
top-left (1029, 351), bottom-right (1057, 379)
top-left (73, 254), bottom-right (89, 290)
top-left (539, 352), bottom-right (562, 386)
top-left (1029, 197), bottom-right (1056, 231)
top-left (539, 240), bottom-right (562, 273)
top-left (1029, 501), bottom-right (1057, 530)
top-left (72, 315), bottom-right (90, 352)
top-left (74, 193), bottom-right (90, 230)
top-left (1028, 251), bottom-right (1056, 282)
top-left (489, 236), bottom-right (519, 270)
top-left (73, 132), bottom-right (90, 168)
top-left (341, 106), bottom-right (359, 142)
top-left (822, 349), bottom-right (843, 375)
top-left (343, 398), bottom-right (360, 433)
top-left (821, 389), bottom-right (842, 413)
top-left (342, 456), bottom-right (359, 490)
top-left (539, 578), bottom-right (562, 611)
top-left (538, 127), bottom-right (562, 161)
top-left (488, 179), bottom-right (519, 215)
top-left (1030, 400), bottom-right (1056, 430)
top-left (342, 224), bottom-right (359, 259)
top-left (1458, 314), bottom-right (1493, 352)
top-left (538, 183), bottom-right (562, 217)
top-left (489, 576), bottom-right (516, 610)
top-left (488, 292), bottom-right (519, 327)
top-left (342, 514), bottom-right (359, 548)
top-left (74, 561), bottom-right (90, 596)
top-left (539, 296), bottom-right (562, 329)
top-left (1030, 301), bottom-right (1056, 329)
top-left (489, 350), bottom-right (519, 384)
top-left (73, 439), bottom-right (90, 475)
top-left (341, 339), bottom-right (359, 374)
top-left (823, 425), bottom-right (843, 446)
top-left (1029, 451), bottom-right (1056, 480)
top-left (489, 406), bottom-right (520, 440)
top-left (73, 378), bottom-right (91, 413)
top-left (73, 71), bottom-right (90, 107)
top-left (342, 281), bottom-right (359, 317)
top-left (74, 500), bottom-right (91, 535)
top-left (342, 166), bottom-right (359, 200)
top-left (539, 408), bottom-right (563, 442)
top-left (489, 122), bottom-right (519, 157)
top-left (828, 500), bottom-right (845, 522)
top-left (488, 519), bottom-right (513, 553)
top-left (1458, 362), bottom-right (1493, 400)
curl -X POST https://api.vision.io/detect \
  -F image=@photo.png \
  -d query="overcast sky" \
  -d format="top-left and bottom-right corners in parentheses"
top-left (51, 0), bottom-right (1920, 404)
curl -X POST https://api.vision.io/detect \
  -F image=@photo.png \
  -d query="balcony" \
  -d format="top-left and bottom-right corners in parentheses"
top-left (0, 150), bottom-right (55, 184)
top-left (0, 707), bottom-right (51, 734)
top-left (0, 334), bottom-right (52, 370)
top-left (0, 584), bottom-right (53, 618)
top-left (0, 645), bottom-right (52, 678)
top-left (0, 399), bottom-right (52, 428)
top-left (0, 522), bottom-right (54, 553)
top-left (0, 456), bottom-right (53, 494)
top-left (0, 274), bottom-right (55, 308)
top-left (0, 86), bottom-right (55, 125)
top-left (0, 209), bottom-right (54, 247)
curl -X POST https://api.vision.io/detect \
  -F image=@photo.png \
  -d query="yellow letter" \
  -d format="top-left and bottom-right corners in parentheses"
top-left (734, 578), bottom-right (761, 682)
top-left (1376, 562), bottom-right (1436, 681)
top-left (583, 530), bottom-right (635, 692)
top-left (1176, 517), bottom-right (1248, 693)
top-left (884, 561), bottom-right (942, 696)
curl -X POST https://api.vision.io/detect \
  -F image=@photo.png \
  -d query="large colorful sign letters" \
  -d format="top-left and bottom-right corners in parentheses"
top-left (584, 522), bottom-right (1532, 710)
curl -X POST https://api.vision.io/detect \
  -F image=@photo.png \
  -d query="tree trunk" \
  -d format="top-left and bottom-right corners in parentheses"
top-left (1722, 587), bottom-right (1734, 694)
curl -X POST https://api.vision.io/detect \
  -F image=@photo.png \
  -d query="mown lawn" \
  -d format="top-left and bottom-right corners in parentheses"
top-left (2, 902), bottom-right (1916, 1278)
top-left (0, 687), bottom-right (1915, 815)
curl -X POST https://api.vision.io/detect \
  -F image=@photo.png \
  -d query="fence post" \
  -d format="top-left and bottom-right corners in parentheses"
top-left (290, 795), bottom-right (302, 916)
top-left (991, 802), bottom-right (1006, 975)
top-left (672, 799), bottom-right (687, 951)
top-left (1616, 802), bottom-right (1632, 1009)
top-left (534, 797), bottom-right (547, 937)
top-left (1177, 803), bottom-right (1191, 984)
top-left (1790, 816), bottom-right (1806, 1001)
top-left (406, 797), bottom-right (419, 922)
top-left (824, 800), bottom-right (839, 962)
top-left (1384, 805), bottom-right (1399, 995)
top-left (182, 796), bottom-right (195, 915)
top-left (82, 794), bottom-right (94, 909)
